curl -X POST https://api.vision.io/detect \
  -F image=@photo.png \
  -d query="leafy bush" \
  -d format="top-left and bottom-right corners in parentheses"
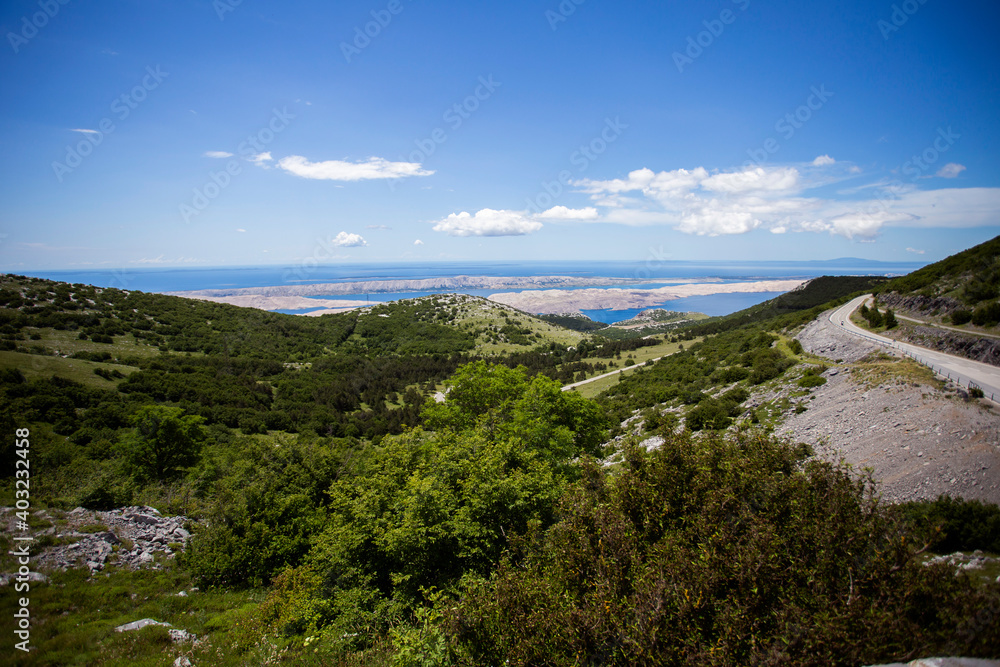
top-left (972, 302), bottom-right (1000, 327)
top-left (898, 496), bottom-right (1000, 553)
top-left (798, 374), bottom-right (827, 388)
top-left (952, 309), bottom-right (973, 325)
top-left (450, 429), bottom-right (1000, 665)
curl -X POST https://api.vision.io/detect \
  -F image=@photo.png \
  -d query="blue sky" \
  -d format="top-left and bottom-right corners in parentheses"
top-left (1, 0), bottom-right (999, 271)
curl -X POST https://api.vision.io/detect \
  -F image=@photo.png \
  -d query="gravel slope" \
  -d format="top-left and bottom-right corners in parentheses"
top-left (780, 313), bottom-right (1000, 504)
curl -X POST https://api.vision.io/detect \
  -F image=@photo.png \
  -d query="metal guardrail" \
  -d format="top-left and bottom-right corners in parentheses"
top-left (839, 319), bottom-right (997, 402)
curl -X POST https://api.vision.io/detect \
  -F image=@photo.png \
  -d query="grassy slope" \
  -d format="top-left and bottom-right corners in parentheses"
top-left (874, 234), bottom-right (1000, 300)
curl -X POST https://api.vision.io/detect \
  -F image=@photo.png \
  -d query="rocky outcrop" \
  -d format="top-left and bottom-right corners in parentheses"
top-left (878, 291), bottom-right (966, 318)
top-left (0, 505), bottom-right (193, 578)
top-left (893, 325), bottom-right (1000, 368)
top-left (115, 618), bottom-right (196, 644)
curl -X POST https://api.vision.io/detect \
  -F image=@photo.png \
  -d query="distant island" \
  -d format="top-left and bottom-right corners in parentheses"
top-left (487, 279), bottom-right (807, 314)
top-left (164, 275), bottom-right (802, 316)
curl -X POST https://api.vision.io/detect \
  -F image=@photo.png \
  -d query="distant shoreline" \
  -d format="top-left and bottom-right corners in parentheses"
top-left (163, 275), bottom-right (806, 316)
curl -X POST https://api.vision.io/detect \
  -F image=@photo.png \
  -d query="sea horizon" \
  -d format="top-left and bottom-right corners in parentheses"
top-left (7, 258), bottom-right (927, 295)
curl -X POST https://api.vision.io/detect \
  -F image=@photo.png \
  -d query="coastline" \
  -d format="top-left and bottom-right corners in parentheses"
top-left (163, 276), bottom-right (807, 316)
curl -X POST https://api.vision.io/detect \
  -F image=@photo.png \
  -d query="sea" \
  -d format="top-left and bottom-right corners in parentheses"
top-left (19, 259), bottom-right (925, 322)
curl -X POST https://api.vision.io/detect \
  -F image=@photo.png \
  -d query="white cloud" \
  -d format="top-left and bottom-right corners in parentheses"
top-left (414, 239), bottom-right (424, 245)
top-left (701, 167), bottom-right (799, 194)
top-left (249, 152), bottom-right (273, 166)
top-left (906, 247), bottom-right (926, 255)
top-left (568, 160), bottom-right (1000, 239)
top-left (936, 163), bottom-right (966, 178)
top-left (70, 128), bottom-right (99, 135)
top-left (537, 206), bottom-right (599, 220)
top-left (367, 225), bottom-right (391, 230)
top-left (278, 155), bottom-right (434, 181)
top-left (331, 232), bottom-right (368, 247)
top-left (881, 187), bottom-right (1000, 228)
top-left (433, 209), bottom-right (543, 237)
top-left (826, 209), bottom-right (908, 239)
top-left (205, 150), bottom-right (234, 158)
top-left (236, 228), bottom-right (246, 233)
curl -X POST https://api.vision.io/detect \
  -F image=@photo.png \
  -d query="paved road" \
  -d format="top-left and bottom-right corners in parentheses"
top-left (562, 356), bottom-right (666, 391)
top-left (830, 295), bottom-right (1000, 401)
top-left (894, 312), bottom-right (1000, 340)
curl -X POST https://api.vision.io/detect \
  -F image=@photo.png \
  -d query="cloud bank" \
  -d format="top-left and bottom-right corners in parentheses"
top-left (433, 209), bottom-right (543, 237)
top-left (571, 161), bottom-right (1000, 239)
top-left (278, 156), bottom-right (434, 181)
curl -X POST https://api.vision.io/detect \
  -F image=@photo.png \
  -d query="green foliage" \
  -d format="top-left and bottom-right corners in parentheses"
top-left (972, 301), bottom-right (1000, 327)
top-left (390, 589), bottom-right (461, 667)
top-left (599, 329), bottom-right (786, 425)
top-left (798, 374), bottom-right (827, 388)
top-left (422, 360), bottom-right (528, 433)
top-left (952, 309), bottom-right (974, 325)
top-left (182, 433), bottom-right (344, 589)
top-left (538, 313), bottom-right (608, 332)
top-left (788, 338), bottom-right (804, 355)
top-left (898, 495), bottom-right (1000, 553)
top-left (121, 405), bottom-right (206, 482)
top-left (862, 303), bottom-right (884, 328)
top-left (450, 429), bottom-right (1000, 665)
top-left (875, 234), bottom-right (1000, 304)
top-left (423, 361), bottom-right (609, 459)
top-left (302, 428), bottom-right (565, 644)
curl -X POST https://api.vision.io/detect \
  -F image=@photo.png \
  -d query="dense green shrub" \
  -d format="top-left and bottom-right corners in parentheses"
top-left (898, 496), bottom-right (1000, 554)
top-left (450, 429), bottom-right (1000, 665)
top-left (798, 374), bottom-right (827, 388)
top-left (952, 309), bottom-right (974, 325)
top-left (972, 302), bottom-right (1000, 327)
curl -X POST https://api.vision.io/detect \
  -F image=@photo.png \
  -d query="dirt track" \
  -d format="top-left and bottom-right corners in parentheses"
top-left (780, 312), bottom-right (1000, 504)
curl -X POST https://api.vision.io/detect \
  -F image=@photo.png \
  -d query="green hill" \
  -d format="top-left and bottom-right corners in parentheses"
top-left (684, 274), bottom-right (891, 336)
top-left (875, 234), bottom-right (1000, 303)
top-left (873, 234), bottom-right (1000, 327)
